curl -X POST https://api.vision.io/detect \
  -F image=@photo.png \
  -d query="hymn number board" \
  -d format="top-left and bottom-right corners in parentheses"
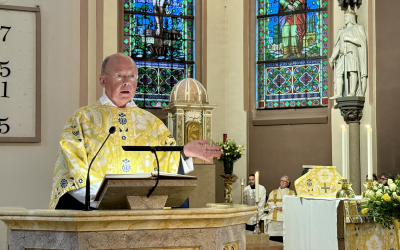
top-left (0, 5), bottom-right (41, 142)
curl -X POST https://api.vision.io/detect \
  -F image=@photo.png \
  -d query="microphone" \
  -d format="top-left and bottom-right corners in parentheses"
top-left (84, 126), bottom-right (116, 211)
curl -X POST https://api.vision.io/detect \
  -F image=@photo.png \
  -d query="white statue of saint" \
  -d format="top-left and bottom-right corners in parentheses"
top-left (329, 9), bottom-right (368, 99)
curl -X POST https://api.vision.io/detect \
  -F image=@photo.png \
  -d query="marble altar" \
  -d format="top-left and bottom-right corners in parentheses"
top-left (0, 204), bottom-right (257, 250)
top-left (283, 196), bottom-right (398, 250)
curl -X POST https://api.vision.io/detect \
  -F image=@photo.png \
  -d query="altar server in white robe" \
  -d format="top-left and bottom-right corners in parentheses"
top-left (243, 174), bottom-right (267, 231)
top-left (266, 175), bottom-right (295, 239)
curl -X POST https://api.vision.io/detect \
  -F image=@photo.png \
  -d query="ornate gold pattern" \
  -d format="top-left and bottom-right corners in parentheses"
top-left (345, 221), bottom-right (398, 250)
top-left (222, 242), bottom-right (239, 250)
top-left (205, 117), bottom-right (211, 141)
top-left (295, 166), bottom-right (342, 197)
top-left (273, 209), bottom-right (278, 221)
top-left (185, 121), bottom-right (202, 144)
top-left (221, 174), bottom-right (236, 203)
top-left (177, 115), bottom-right (183, 145)
top-left (344, 200), bottom-right (373, 223)
top-left (343, 200), bottom-right (398, 249)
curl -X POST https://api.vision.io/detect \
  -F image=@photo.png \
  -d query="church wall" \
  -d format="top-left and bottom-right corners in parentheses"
top-left (0, 0), bottom-right (82, 248)
top-left (331, 0), bottom-right (377, 191)
top-left (376, 1), bottom-right (400, 177)
top-left (207, 0), bottom-right (248, 203)
top-left (246, 1), bottom-right (333, 195)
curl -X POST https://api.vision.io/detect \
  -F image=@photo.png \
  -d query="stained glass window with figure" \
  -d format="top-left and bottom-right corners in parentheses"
top-left (256, 0), bottom-right (328, 109)
top-left (123, 0), bottom-right (195, 108)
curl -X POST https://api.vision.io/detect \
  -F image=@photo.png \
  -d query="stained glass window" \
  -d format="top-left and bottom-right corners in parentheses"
top-left (123, 0), bottom-right (195, 108)
top-left (256, 0), bottom-right (328, 109)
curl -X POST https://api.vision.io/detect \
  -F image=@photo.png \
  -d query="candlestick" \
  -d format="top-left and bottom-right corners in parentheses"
top-left (336, 179), bottom-right (356, 198)
top-left (341, 124), bottom-right (347, 179)
top-left (255, 172), bottom-right (259, 202)
top-left (362, 179), bottom-right (374, 199)
top-left (241, 179), bottom-right (244, 204)
top-left (253, 201), bottom-right (261, 234)
top-left (366, 124), bottom-right (372, 180)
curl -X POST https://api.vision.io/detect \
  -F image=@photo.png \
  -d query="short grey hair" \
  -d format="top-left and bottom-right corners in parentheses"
top-left (280, 175), bottom-right (290, 182)
top-left (101, 55), bottom-right (111, 75)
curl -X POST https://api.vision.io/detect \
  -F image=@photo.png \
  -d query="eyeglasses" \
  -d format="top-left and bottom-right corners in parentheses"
top-left (103, 73), bottom-right (138, 82)
top-left (380, 177), bottom-right (388, 180)
top-left (280, 180), bottom-right (288, 183)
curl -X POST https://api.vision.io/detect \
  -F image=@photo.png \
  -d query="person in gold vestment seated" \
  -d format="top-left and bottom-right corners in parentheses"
top-left (266, 175), bottom-right (296, 242)
top-left (49, 53), bottom-right (222, 210)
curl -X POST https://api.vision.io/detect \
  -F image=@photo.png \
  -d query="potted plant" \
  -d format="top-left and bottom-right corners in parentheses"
top-left (215, 138), bottom-right (245, 175)
top-left (362, 175), bottom-right (400, 248)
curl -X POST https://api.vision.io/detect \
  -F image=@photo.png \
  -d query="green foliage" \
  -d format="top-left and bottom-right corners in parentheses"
top-left (141, 5), bottom-right (149, 12)
top-left (361, 175), bottom-right (400, 228)
top-left (134, 35), bottom-right (145, 49)
top-left (215, 139), bottom-right (245, 163)
top-left (265, 52), bottom-right (275, 60)
top-left (172, 19), bottom-right (178, 30)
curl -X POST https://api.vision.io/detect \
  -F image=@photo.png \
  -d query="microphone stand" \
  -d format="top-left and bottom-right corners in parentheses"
top-left (84, 127), bottom-right (115, 211)
top-left (122, 145), bottom-right (184, 197)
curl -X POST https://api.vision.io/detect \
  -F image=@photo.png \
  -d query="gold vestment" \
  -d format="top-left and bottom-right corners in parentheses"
top-left (49, 101), bottom-right (180, 209)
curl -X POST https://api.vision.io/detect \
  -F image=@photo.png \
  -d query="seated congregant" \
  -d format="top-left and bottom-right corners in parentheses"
top-left (243, 174), bottom-right (266, 232)
top-left (379, 172), bottom-right (393, 186)
top-left (266, 175), bottom-right (295, 242)
top-left (49, 53), bottom-right (222, 209)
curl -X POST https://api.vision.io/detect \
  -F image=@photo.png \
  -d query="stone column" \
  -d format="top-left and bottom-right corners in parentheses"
top-left (336, 97), bottom-right (365, 194)
top-left (348, 122), bottom-right (360, 194)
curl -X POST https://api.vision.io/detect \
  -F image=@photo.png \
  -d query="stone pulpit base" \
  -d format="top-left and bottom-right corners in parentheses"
top-left (0, 204), bottom-right (257, 250)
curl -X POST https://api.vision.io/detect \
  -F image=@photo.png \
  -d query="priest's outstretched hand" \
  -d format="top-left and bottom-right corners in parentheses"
top-left (183, 140), bottom-right (222, 163)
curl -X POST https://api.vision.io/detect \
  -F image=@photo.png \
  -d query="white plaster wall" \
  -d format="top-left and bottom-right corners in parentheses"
top-left (331, 0), bottom-right (377, 190)
top-left (103, 0), bottom-right (118, 57)
top-left (0, 0), bottom-right (81, 248)
top-left (207, 0), bottom-right (247, 203)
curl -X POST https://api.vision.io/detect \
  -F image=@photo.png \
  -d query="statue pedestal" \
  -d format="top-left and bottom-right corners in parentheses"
top-left (221, 174), bottom-right (237, 203)
top-left (335, 96), bottom-right (365, 194)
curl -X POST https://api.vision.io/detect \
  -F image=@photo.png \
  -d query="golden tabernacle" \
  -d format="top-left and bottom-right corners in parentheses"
top-left (295, 166), bottom-right (343, 197)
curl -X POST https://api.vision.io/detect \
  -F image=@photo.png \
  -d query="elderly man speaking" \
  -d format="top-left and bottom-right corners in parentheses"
top-left (49, 53), bottom-right (222, 209)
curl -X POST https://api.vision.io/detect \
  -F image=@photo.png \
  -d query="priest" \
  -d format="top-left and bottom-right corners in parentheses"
top-left (49, 53), bottom-right (222, 209)
top-left (266, 175), bottom-right (295, 242)
top-left (243, 174), bottom-right (267, 231)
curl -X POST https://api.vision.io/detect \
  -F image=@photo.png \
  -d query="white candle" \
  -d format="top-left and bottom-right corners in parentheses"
top-left (341, 125), bottom-right (347, 179)
top-left (366, 124), bottom-right (372, 180)
top-left (255, 172), bottom-right (259, 202)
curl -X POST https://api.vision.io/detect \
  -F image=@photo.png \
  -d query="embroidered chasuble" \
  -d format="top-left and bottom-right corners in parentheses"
top-left (49, 101), bottom-right (180, 209)
top-left (243, 185), bottom-right (267, 225)
top-left (266, 187), bottom-right (295, 236)
top-left (294, 166), bottom-right (342, 197)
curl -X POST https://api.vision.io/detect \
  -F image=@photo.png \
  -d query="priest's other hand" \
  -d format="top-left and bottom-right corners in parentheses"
top-left (274, 207), bottom-right (282, 211)
top-left (184, 140), bottom-right (222, 163)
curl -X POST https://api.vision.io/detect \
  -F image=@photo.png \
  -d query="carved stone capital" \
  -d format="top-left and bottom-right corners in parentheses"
top-left (335, 96), bottom-right (365, 124)
top-left (340, 109), bottom-right (363, 123)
